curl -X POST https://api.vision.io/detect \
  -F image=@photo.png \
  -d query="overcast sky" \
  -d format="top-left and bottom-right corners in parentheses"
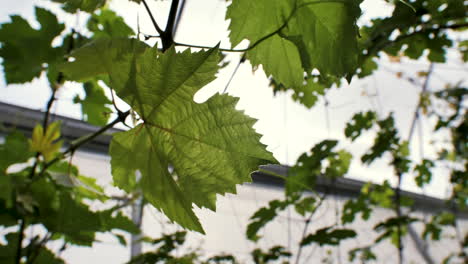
top-left (1, 0), bottom-right (467, 198)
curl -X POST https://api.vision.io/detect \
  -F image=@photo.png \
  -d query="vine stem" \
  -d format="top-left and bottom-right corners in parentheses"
top-left (15, 219), bottom-right (26, 264)
top-left (394, 63), bottom-right (434, 264)
top-left (41, 110), bottom-right (130, 173)
top-left (142, 0), bottom-right (179, 51)
top-left (294, 194), bottom-right (326, 264)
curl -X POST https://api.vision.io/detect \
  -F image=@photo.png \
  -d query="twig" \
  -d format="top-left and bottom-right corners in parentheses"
top-left (15, 219), bottom-right (26, 264)
top-left (164, 0), bottom-right (180, 41)
top-left (295, 194), bottom-right (326, 264)
top-left (395, 172), bottom-right (403, 264)
top-left (41, 110), bottom-right (130, 173)
top-left (141, 0), bottom-right (164, 36)
top-left (408, 63), bottom-right (434, 142)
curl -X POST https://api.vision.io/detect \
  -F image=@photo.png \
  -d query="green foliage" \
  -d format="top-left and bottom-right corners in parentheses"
top-left (227, 0), bottom-right (362, 105)
top-left (361, 114), bottom-right (400, 164)
top-left (348, 247), bottom-right (376, 263)
top-left (246, 199), bottom-right (292, 242)
top-left (0, 0), bottom-right (466, 263)
top-left (374, 216), bottom-right (418, 246)
top-left (414, 159), bottom-right (435, 187)
top-left (87, 9), bottom-right (135, 39)
top-left (251, 246), bottom-right (291, 264)
top-left (0, 7), bottom-right (64, 84)
top-left (288, 140), bottom-right (351, 195)
top-left (423, 212), bottom-right (455, 240)
top-left (345, 111), bottom-right (377, 141)
top-left (300, 226), bottom-right (356, 246)
top-left (61, 38), bottom-right (275, 232)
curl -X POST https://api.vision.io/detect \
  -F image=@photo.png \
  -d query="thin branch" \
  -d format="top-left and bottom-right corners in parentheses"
top-left (408, 63), bottom-right (434, 142)
top-left (295, 194), bottom-right (326, 264)
top-left (141, 0), bottom-right (164, 36)
top-left (394, 63), bottom-right (434, 264)
top-left (15, 219), bottom-right (26, 264)
top-left (41, 110), bottom-right (130, 173)
top-left (395, 172), bottom-right (403, 264)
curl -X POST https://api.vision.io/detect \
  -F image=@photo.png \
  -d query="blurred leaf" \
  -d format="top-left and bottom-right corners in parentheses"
top-left (29, 121), bottom-right (63, 162)
top-left (300, 227), bottom-right (356, 246)
top-left (414, 159), bottom-right (435, 187)
top-left (87, 9), bottom-right (134, 38)
top-left (345, 111), bottom-right (377, 141)
top-left (247, 199), bottom-right (291, 241)
top-left (0, 7), bottom-right (64, 84)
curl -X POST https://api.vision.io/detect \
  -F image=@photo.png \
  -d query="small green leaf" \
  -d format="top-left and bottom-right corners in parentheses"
top-left (414, 159), bottom-right (435, 187)
top-left (294, 196), bottom-right (316, 216)
top-left (345, 111), bottom-right (377, 141)
top-left (247, 199), bottom-right (291, 241)
top-left (300, 227), bottom-right (356, 246)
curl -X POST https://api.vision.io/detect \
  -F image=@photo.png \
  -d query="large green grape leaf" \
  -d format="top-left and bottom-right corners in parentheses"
top-left (227, 0), bottom-right (362, 79)
top-left (0, 7), bottom-right (64, 84)
top-left (60, 38), bottom-right (276, 233)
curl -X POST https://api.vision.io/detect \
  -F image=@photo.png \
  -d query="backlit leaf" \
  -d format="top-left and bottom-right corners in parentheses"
top-left (0, 7), bottom-right (64, 83)
top-left (61, 38), bottom-right (276, 233)
top-left (29, 121), bottom-right (63, 162)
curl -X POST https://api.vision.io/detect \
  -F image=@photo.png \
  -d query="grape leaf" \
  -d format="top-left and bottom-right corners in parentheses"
top-left (227, 0), bottom-right (362, 79)
top-left (60, 38), bottom-right (276, 233)
top-left (300, 226), bottom-right (357, 246)
top-left (0, 7), bottom-right (64, 84)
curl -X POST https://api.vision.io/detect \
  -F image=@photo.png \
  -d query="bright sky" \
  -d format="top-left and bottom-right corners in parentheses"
top-left (1, 0), bottom-right (467, 199)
